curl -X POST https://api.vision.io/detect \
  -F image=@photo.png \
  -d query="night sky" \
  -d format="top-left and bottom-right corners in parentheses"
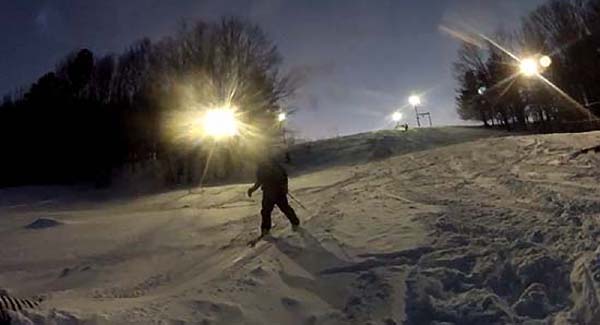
top-left (1, 0), bottom-right (544, 139)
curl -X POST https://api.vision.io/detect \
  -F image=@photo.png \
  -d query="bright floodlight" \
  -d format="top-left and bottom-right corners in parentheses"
top-left (392, 111), bottom-right (403, 122)
top-left (408, 95), bottom-right (421, 106)
top-left (520, 58), bottom-right (539, 77)
top-left (539, 55), bottom-right (552, 68)
top-left (277, 112), bottom-right (287, 122)
top-left (203, 107), bottom-right (238, 139)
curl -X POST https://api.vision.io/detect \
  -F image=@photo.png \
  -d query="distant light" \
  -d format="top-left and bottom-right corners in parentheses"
top-left (278, 112), bottom-right (287, 122)
top-left (539, 55), bottom-right (552, 68)
top-left (408, 95), bottom-right (421, 106)
top-left (520, 58), bottom-right (539, 77)
top-left (203, 106), bottom-right (238, 139)
top-left (392, 111), bottom-right (403, 122)
top-left (478, 86), bottom-right (487, 95)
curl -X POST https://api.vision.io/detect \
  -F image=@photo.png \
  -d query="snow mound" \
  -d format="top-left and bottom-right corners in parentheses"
top-left (25, 218), bottom-right (64, 229)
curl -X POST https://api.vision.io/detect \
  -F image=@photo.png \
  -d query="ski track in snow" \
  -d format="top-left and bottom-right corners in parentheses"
top-left (2, 127), bottom-right (600, 324)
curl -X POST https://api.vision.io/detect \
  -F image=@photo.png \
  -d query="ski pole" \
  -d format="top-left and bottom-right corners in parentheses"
top-left (287, 192), bottom-right (308, 211)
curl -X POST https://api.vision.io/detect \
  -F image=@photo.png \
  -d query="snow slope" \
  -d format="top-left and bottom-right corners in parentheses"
top-left (2, 127), bottom-right (600, 324)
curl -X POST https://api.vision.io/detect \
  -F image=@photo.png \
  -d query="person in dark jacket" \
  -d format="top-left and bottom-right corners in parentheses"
top-left (247, 158), bottom-right (300, 236)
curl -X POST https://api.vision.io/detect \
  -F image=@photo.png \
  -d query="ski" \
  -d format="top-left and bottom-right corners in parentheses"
top-left (246, 234), bottom-right (266, 247)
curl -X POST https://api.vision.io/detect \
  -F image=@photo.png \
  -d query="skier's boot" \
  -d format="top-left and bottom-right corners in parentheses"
top-left (291, 222), bottom-right (301, 232)
top-left (261, 228), bottom-right (270, 237)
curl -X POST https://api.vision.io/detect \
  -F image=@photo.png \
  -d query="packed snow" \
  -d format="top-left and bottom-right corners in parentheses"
top-left (2, 126), bottom-right (600, 324)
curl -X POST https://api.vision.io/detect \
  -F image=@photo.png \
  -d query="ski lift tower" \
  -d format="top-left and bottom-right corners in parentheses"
top-left (409, 95), bottom-right (432, 127)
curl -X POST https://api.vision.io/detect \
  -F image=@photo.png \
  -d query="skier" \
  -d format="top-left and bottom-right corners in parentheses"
top-left (247, 158), bottom-right (300, 237)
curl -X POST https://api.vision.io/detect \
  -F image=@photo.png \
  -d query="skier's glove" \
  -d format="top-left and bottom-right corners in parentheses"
top-left (247, 188), bottom-right (254, 198)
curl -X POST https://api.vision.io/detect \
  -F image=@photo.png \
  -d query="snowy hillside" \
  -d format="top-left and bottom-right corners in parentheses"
top-left (2, 127), bottom-right (600, 324)
top-left (287, 126), bottom-right (508, 173)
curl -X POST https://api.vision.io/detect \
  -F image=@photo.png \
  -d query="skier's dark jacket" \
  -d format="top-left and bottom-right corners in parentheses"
top-left (255, 160), bottom-right (288, 198)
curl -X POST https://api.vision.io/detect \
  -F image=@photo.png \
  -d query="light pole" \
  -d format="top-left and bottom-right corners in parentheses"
top-left (392, 111), bottom-right (403, 129)
top-left (478, 86), bottom-right (493, 126)
top-left (278, 112), bottom-right (287, 123)
top-left (193, 105), bottom-right (239, 193)
top-left (277, 111), bottom-right (291, 162)
top-left (202, 107), bottom-right (239, 139)
top-left (409, 95), bottom-right (432, 127)
top-left (519, 55), bottom-right (552, 78)
top-left (392, 111), bottom-right (407, 131)
top-left (519, 55), bottom-right (552, 129)
top-left (409, 95), bottom-right (421, 127)
top-left (277, 112), bottom-right (287, 145)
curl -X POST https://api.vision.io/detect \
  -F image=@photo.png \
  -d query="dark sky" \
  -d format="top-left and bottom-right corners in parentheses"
top-left (0, 0), bottom-right (544, 139)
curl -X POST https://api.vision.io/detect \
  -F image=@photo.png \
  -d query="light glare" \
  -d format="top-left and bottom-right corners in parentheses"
top-left (520, 58), bottom-right (539, 77)
top-left (278, 112), bottom-right (286, 122)
top-left (203, 107), bottom-right (238, 139)
top-left (392, 111), bottom-right (403, 122)
top-left (408, 95), bottom-right (421, 106)
top-left (444, 28), bottom-right (594, 120)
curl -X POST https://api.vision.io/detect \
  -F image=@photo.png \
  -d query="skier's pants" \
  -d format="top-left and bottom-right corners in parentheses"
top-left (261, 194), bottom-right (299, 231)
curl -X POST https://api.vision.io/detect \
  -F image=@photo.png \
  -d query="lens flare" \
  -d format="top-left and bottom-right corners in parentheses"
top-left (520, 58), bottom-right (539, 77)
top-left (539, 55), bottom-right (552, 68)
top-left (202, 106), bottom-right (238, 139)
top-left (392, 111), bottom-right (403, 122)
top-left (441, 23), bottom-right (597, 121)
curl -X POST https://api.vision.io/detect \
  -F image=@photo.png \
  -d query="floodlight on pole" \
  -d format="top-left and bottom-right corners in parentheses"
top-left (409, 95), bottom-right (421, 106)
top-left (392, 111), bottom-right (404, 130)
top-left (409, 95), bottom-right (422, 127)
top-left (188, 105), bottom-right (239, 195)
top-left (520, 58), bottom-right (539, 77)
top-left (202, 106), bottom-right (239, 139)
top-left (277, 111), bottom-right (291, 162)
top-left (278, 112), bottom-right (287, 122)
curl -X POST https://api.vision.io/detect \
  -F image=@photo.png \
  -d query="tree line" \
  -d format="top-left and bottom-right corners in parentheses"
top-left (0, 17), bottom-right (294, 188)
top-left (454, 0), bottom-right (600, 132)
